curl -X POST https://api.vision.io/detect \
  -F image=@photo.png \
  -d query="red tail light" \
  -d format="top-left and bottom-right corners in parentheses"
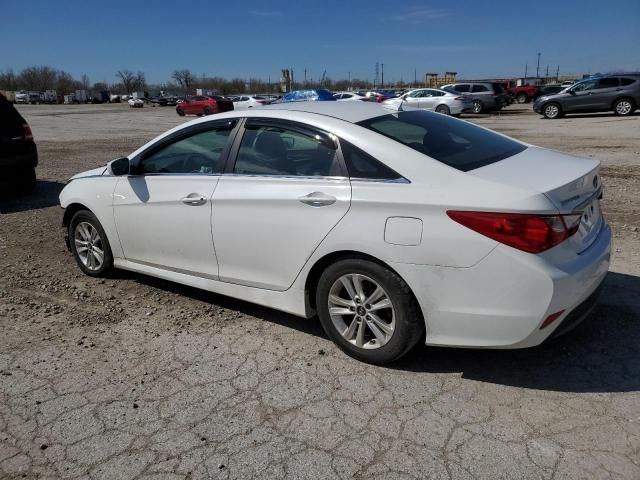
top-left (23, 124), bottom-right (33, 142)
top-left (454, 96), bottom-right (466, 101)
top-left (446, 211), bottom-right (582, 254)
top-left (540, 310), bottom-right (565, 329)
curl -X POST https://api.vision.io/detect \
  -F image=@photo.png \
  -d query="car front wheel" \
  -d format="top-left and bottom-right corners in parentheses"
top-left (472, 100), bottom-right (483, 114)
top-left (69, 210), bottom-right (114, 277)
top-left (316, 258), bottom-right (424, 364)
top-left (543, 102), bottom-right (563, 119)
top-left (614, 98), bottom-right (635, 116)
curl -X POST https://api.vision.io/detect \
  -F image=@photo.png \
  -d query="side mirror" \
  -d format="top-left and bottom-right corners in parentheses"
top-left (109, 157), bottom-right (130, 176)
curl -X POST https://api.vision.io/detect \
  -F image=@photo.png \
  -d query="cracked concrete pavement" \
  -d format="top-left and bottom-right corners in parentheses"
top-left (1, 104), bottom-right (639, 479)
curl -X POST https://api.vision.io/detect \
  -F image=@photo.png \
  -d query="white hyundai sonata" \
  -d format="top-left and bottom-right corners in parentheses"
top-left (59, 102), bottom-right (611, 364)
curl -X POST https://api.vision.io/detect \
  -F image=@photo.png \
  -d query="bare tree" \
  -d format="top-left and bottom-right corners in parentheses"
top-left (56, 71), bottom-right (80, 94)
top-left (116, 69), bottom-right (136, 94)
top-left (0, 68), bottom-right (18, 90)
top-left (81, 74), bottom-right (91, 90)
top-left (18, 65), bottom-right (57, 91)
top-left (134, 71), bottom-right (146, 91)
top-left (172, 69), bottom-right (195, 93)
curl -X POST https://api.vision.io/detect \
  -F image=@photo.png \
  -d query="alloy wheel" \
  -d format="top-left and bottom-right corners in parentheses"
top-left (544, 104), bottom-right (560, 118)
top-left (616, 100), bottom-right (632, 115)
top-left (328, 274), bottom-right (395, 350)
top-left (472, 101), bottom-right (482, 114)
top-left (74, 221), bottom-right (104, 271)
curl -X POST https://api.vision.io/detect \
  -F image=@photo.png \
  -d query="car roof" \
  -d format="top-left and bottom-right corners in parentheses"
top-left (260, 101), bottom-right (396, 123)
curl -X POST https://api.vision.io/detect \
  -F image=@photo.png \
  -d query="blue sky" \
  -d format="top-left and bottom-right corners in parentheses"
top-left (1, 0), bottom-right (639, 85)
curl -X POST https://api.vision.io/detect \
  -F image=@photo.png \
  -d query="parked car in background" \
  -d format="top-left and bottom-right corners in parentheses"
top-left (0, 93), bottom-right (37, 191)
top-left (561, 80), bottom-right (575, 87)
top-left (501, 80), bottom-right (539, 104)
top-left (231, 95), bottom-right (267, 109)
top-left (442, 82), bottom-right (508, 113)
top-left (334, 92), bottom-right (368, 101)
top-left (128, 98), bottom-right (144, 108)
top-left (382, 88), bottom-right (471, 116)
top-left (533, 74), bottom-right (640, 119)
top-left (533, 85), bottom-right (566, 100)
top-left (363, 90), bottom-right (398, 103)
top-left (281, 89), bottom-right (336, 102)
top-left (59, 102), bottom-right (610, 364)
top-left (176, 95), bottom-right (234, 116)
top-left (14, 91), bottom-right (29, 104)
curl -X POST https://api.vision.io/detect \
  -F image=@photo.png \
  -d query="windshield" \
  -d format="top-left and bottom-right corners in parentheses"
top-left (357, 111), bottom-right (527, 172)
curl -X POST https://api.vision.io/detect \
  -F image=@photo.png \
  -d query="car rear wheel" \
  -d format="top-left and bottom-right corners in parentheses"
top-left (203, 107), bottom-right (212, 116)
top-left (516, 93), bottom-right (528, 104)
top-left (176, 108), bottom-right (185, 116)
top-left (316, 258), bottom-right (424, 365)
top-left (435, 104), bottom-right (451, 115)
top-left (472, 100), bottom-right (483, 114)
top-left (17, 168), bottom-right (36, 192)
top-left (69, 210), bottom-right (114, 277)
top-left (614, 98), bottom-right (635, 116)
top-left (543, 102), bottom-right (562, 119)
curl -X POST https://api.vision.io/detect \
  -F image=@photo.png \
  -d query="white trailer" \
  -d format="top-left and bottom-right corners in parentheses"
top-left (74, 90), bottom-right (88, 103)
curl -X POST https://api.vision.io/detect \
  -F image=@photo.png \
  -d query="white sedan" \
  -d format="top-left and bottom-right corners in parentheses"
top-left (127, 98), bottom-right (144, 108)
top-left (231, 95), bottom-right (267, 109)
top-left (383, 88), bottom-right (471, 115)
top-left (59, 102), bottom-right (610, 364)
top-left (334, 91), bottom-right (368, 101)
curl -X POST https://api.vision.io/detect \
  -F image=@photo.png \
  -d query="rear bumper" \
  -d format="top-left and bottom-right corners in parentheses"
top-left (390, 222), bottom-right (611, 349)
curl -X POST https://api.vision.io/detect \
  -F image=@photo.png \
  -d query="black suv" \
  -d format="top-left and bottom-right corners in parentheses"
top-left (0, 93), bottom-right (38, 191)
top-left (533, 74), bottom-right (640, 119)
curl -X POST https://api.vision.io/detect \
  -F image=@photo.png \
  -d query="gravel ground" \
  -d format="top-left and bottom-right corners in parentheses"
top-left (1, 103), bottom-right (639, 479)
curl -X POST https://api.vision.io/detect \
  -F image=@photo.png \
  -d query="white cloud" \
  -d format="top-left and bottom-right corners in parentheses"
top-left (391, 8), bottom-right (448, 23)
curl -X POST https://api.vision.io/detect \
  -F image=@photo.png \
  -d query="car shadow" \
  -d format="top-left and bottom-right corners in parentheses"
top-left (393, 271), bottom-right (640, 393)
top-left (0, 180), bottom-right (65, 214)
top-left (127, 269), bottom-right (639, 393)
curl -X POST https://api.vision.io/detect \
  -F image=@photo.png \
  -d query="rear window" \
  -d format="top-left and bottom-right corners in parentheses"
top-left (492, 83), bottom-right (505, 93)
top-left (620, 77), bottom-right (637, 86)
top-left (357, 111), bottom-right (527, 172)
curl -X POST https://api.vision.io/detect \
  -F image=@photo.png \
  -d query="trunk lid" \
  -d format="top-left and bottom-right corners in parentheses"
top-left (469, 146), bottom-right (603, 252)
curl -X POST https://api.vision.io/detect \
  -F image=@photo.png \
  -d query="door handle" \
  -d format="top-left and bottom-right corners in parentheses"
top-left (299, 191), bottom-right (336, 207)
top-left (181, 194), bottom-right (207, 206)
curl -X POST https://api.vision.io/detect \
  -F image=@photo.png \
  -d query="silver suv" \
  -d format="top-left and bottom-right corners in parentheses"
top-left (533, 74), bottom-right (640, 119)
top-left (441, 82), bottom-right (508, 113)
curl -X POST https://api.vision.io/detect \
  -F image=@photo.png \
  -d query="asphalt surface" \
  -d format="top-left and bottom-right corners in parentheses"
top-left (1, 103), bottom-right (639, 479)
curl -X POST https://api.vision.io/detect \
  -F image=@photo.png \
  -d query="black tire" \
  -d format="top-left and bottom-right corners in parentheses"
top-left (17, 168), bottom-right (36, 192)
top-left (613, 97), bottom-right (635, 116)
top-left (176, 108), bottom-right (185, 116)
top-left (543, 102), bottom-right (563, 119)
top-left (315, 258), bottom-right (424, 365)
top-left (472, 100), bottom-right (483, 114)
top-left (516, 93), bottom-right (527, 104)
top-left (69, 210), bottom-right (114, 277)
top-left (435, 104), bottom-right (451, 115)
top-left (203, 108), bottom-right (212, 116)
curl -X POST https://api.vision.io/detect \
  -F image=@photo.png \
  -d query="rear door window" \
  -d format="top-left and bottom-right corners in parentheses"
top-left (357, 111), bottom-right (527, 172)
top-left (620, 78), bottom-right (637, 86)
top-left (596, 78), bottom-right (619, 88)
top-left (340, 139), bottom-right (405, 182)
top-left (454, 84), bottom-right (470, 93)
top-left (233, 121), bottom-right (341, 177)
top-left (472, 85), bottom-right (489, 92)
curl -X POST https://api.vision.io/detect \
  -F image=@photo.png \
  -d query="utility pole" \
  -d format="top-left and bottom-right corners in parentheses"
top-left (304, 68), bottom-right (308, 85)
top-left (536, 52), bottom-right (541, 78)
top-left (556, 65), bottom-right (560, 81)
top-left (290, 68), bottom-right (294, 92)
top-left (414, 68), bottom-right (417, 87)
top-left (381, 63), bottom-right (384, 88)
top-left (348, 71), bottom-right (351, 90)
top-left (374, 62), bottom-right (379, 89)
top-left (546, 65), bottom-right (549, 77)
top-left (524, 64), bottom-right (528, 78)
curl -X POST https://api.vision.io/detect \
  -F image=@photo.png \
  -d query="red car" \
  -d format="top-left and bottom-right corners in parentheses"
top-left (176, 95), bottom-right (234, 116)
